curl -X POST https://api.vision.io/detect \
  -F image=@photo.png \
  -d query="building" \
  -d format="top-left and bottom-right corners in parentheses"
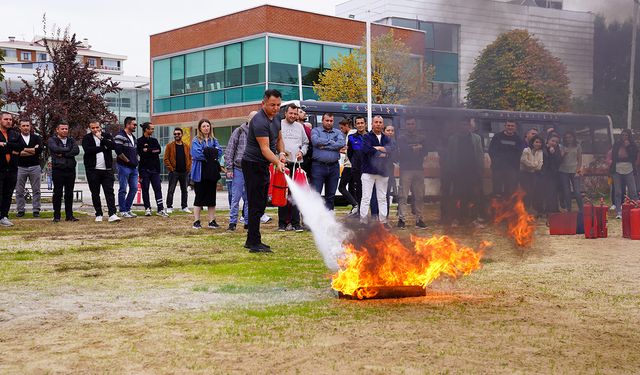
top-left (336, 0), bottom-right (596, 104)
top-left (1, 36), bottom-right (150, 181)
top-left (149, 4), bottom-right (425, 145)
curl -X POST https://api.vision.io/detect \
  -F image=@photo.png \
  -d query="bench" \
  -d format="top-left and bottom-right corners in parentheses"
top-left (13, 189), bottom-right (83, 203)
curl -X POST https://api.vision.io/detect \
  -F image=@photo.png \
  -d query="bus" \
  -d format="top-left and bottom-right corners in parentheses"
top-left (288, 100), bottom-right (613, 198)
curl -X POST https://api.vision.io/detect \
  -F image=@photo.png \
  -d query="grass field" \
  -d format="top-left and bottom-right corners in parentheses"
top-left (0, 206), bottom-right (639, 374)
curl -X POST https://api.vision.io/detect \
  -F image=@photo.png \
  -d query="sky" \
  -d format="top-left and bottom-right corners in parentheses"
top-left (3, 0), bottom-right (345, 77)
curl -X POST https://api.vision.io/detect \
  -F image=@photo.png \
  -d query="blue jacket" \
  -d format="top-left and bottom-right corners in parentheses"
top-left (190, 137), bottom-right (222, 183)
top-left (114, 130), bottom-right (138, 168)
top-left (361, 131), bottom-right (396, 176)
top-left (311, 127), bottom-right (345, 163)
top-left (347, 132), bottom-right (366, 171)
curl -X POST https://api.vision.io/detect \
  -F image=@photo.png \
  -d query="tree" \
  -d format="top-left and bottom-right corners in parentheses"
top-left (5, 25), bottom-right (120, 152)
top-left (466, 29), bottom-right (571, 112)
top-left (314, 31), bottom-right (435, 105)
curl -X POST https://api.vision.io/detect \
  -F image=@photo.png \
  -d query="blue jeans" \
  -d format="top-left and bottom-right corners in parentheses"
top-left (559, 172), bottom-right (584, 212)
top-left (229, 167), bottom-right (248, 224)
top-left (118, 164), bottom-right (138, 212)
top-left (311, 161), bottom-right (340, 210)
top-left (613, 172), bottom-right (639, 215)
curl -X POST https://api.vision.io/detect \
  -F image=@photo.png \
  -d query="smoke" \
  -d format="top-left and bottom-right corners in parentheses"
top-left (284, 175), bottom-right (348, 272)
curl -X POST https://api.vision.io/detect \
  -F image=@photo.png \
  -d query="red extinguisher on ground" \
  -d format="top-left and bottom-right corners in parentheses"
top-left (271, 165), bottom-right (290, 207)
top-left (630, 205), bottom-right (640, 240)
top-left (596, 197), bottom-right (608, 238)
top-left (622, 197), bottom-right (633, 238)
top-left (583, 198), bottom-right (598, 239)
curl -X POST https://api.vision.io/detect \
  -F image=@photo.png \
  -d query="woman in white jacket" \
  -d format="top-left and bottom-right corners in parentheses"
top-left (520, 135), bottom-right (545, 215)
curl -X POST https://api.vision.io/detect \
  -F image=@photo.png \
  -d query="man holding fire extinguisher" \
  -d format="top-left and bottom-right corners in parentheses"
top-left (278, 103), bottom-right (309, 232)
top-left (241, 89), bottom-right (287, 253)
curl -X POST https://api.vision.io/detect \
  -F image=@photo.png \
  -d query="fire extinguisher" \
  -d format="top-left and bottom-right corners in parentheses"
top-left (136, 178), bottom-right (142, 205)
top-left (622, 197), bottom-right (633, 238)
top-left (630, 206), bottom-right (640, 240)
top-left (583, 201), bottom-right (598, 239)
top-left (270, 166), bottom-right (290, 207)
top-left (596, 197), bottom-right (608, 238)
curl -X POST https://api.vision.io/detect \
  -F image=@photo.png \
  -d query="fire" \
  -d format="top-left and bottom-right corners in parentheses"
top-left (331, 228), bottom-right (487, 299)
top-left (491, 190), bottom-right (536, 247)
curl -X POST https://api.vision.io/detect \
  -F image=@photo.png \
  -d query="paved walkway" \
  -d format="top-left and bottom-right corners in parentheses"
top-left (15, 182), bottom-right (233, 213)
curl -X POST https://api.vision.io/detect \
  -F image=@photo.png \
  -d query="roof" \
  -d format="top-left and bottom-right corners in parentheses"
top-left (0, 39), bottom-right (127, 60)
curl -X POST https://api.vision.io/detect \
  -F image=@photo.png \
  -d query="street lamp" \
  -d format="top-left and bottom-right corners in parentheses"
top-left (627, 0), bottom-right (640, 129)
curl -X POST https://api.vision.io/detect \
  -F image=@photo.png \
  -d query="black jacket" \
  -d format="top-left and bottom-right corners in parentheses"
top-left (82, 132), bottom-right (115, 170)
top-left (137, 136), bottom-right (162, 173)
top-left (48, 136), bottom-right (80, 171)
top-left (17, 133), bottom-right (43, 168)
top-left (0, 128), bottom-right (25, 172)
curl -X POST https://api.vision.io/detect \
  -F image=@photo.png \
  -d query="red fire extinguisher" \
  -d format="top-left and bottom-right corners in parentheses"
top-left (292, 161), bottom-right (309, 189)
top-left (584, 202), bottom-right (598, 239)
top-left (596, 198), bottom-right (608, 238)
top-left (622, 198), bottom-right (633, 238)
top-left (630, 206), bottom-right (640, 240)
top-left (270, 166), bottom-right (290, 207)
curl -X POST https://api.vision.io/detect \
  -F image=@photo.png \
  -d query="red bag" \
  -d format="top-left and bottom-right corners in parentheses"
top-left (293, 162), bottom-right (309, 189)
top-left (548, 212), bottom-right (578, 235)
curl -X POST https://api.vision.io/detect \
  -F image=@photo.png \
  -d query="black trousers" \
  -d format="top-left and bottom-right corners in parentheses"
top-left (338, 166), bottom-right (359, 207)
top-left (140, 169), bottom-right (164, 211)
top-left (166, 171), bottom-right (189, 209)
top-left (492, 168), bottom-right (519, 198)
top-left (242, 159), bottom-right (270, 247)
top-left (351, 168), bottom-right (363, 205)
top-left (52, 169), bottom-right (76, 219)
top-left (0, 170), bottom-right (17, 218)
top-left (87, 169), bottom-right (117, 217)
top-left (278, 162), bottom-right (300, 227)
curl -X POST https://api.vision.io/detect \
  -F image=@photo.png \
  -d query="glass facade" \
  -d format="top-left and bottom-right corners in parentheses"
top-left (152, 36), bottom-right (353, 114)
top-left (387, 17), bottom-right (460, 105)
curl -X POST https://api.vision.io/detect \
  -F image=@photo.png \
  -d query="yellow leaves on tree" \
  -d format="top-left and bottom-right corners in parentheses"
top-left (314, 31), bottom-right (435, 105)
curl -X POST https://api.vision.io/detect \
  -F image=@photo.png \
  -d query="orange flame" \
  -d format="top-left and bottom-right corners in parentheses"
top-left (331, 228), bottom-right (487, 299)
top-left (491, 190), bottom-right (536, 247)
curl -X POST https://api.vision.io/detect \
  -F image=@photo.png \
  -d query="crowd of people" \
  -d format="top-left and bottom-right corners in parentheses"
top-left (1, 90), bottom-right (639, 252)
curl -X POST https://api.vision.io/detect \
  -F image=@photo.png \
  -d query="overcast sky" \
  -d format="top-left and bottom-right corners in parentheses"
top-left (3, 0), bottom-right (344, 77)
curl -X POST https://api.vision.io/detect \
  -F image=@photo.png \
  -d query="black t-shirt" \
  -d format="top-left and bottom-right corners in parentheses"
top-left (242, 109), bottom-right (281, 164)
top-left (175, 144), bottom-right (186, 172)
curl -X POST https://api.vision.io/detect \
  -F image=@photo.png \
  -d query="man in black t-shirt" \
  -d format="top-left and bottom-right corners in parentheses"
top-left (488, 120), bottom-right (525, 198)
top-left (164, 127), bottom-right (192, 213)
top-left (241, 89), bottom-right (286, 253)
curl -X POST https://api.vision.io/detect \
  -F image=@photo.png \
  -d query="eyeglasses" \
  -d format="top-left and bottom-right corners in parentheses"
top-left (173, 133), bottom-right (181, 136)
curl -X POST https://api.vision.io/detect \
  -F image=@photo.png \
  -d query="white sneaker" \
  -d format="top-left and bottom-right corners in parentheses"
top-left (108, 214), bottom-right (121, 222)
top-left (0, 217), bottom-right (14, 226)
top-left (122, 211), bottom-right (135, 218)
top-left (157, 210), bottom-right (169, 217)
top-left (128, 211), bottom-right (138, 218)
top-left (610, 205), bottom-right (616, 211)
top-left (182, 207), bottom-right (192, 213)
top-left (166, 207), bottom-right (173, 214)
top-left (261, 214), bottom-right (272, 223)
top-left (95, 216), bottom-right (103, 222)
top-left (145, 208), bottom-right (152, 216)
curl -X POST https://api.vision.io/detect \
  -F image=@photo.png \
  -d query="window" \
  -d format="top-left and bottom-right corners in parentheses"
top-left (323, 45), bottom-right (350, 68)
top-left (120, 98), bottom-right (131, 108)
top-left (269, 37), bottom-right (299, 84)
top-left (20, 51), bottom-right (31, 61)
top-left (242, 37), bottom-right (265, 85)
top-left (154, 99), bottom-right (171, 113)
top-left (106, 96), bottom-right (117, 108)
top-left (433, 23), bottom-right (458, 53)
top-left (2, 49), bottom-right (17, 59)
top-left (390, 17), bottom-right (419, 29)
top-left (103, 59), bottom-right (120, 70)
top-left (153, 59), bottom-right (170, 99)
top-left (87, 58), bottom-right (97, 67)
top-left (301, 42), bottom-right (322, 86)
top-left (170, 55), bottom-right (185, 95)
top-left (185, 51), bottom-right (204, 93)
top-left (242, 85), bottom-right (264, 102)
top-left (225, 43), bottom-right (242, 87)
top-left (205, 91), bottom-right (224, 106)
top-left (205, 47), bottom-right (224, 91)
top-left (268, 84), bottom-right (299, 101)
top-left (225, 88), bottom-right (242, 104)
top-left (37, 53), bottom-right (47, 61)
top-left (419, 22), bottom-right (435, 49)
top-left (185, 93), bottom-right (204, 109)
top-left (426, 51), bottom-right (458, 83)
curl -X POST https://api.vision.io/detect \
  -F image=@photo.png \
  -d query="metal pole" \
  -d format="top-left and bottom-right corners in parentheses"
top-left (627, 0), bottom-right (639, 129)
top-left (366, 20), bottom-right (372, 131)
top-left (298, 63), bottom-right (303, 101)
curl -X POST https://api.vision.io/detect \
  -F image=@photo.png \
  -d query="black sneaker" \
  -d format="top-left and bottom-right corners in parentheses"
top-left (244, 224), bottom-right (248, 230)
top-left (416, 220), bottom-right (427, 229)
top-left (53, 218), bottom-right (60, 223)
top-left (293, 225), bottom-right (304, 232)
top-left (227, 223), bottom-right (236, 231)
top-left (278, 225), bottom-right (286, 232)
top-left (383, 223), bottom-right (392, 230)
top-left (397, 219), bottom-right (406, 229)
top-left (16, 211), bottom-right (25, 218)
top-left (208, 220), bottom-right (220, 229)
top-left (192, 220), bottom-right (202, 229)
top-left (244, 242), bottom-right (271, 250)
top-left (33, 211), bottom-right (40, 218)
top-left (66, 216), bottom-right (79, 222)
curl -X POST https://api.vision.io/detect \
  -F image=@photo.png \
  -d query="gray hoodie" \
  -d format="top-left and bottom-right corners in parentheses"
top-left (280, 119), bottom-right (309, 163)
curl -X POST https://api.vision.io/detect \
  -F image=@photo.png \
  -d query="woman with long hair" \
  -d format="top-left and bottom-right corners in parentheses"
top-left (520, 134), bottom-right (544, 215)
top-left (611, 129), bottom-right (638, 219)
top-left (190, 119), bottom-right (223, 229)
top-left (559, 131), bottom-right (584, 212)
